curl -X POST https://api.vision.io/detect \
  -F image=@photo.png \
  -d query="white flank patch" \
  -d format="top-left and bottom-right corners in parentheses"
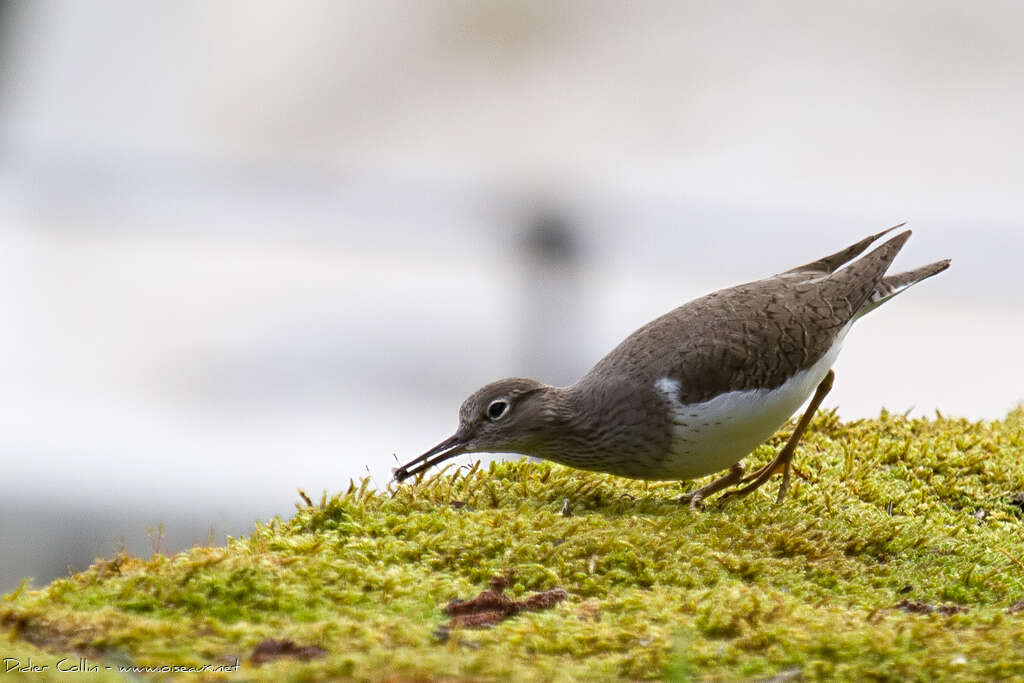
top-left (654, 322), bottom-right (852, 479)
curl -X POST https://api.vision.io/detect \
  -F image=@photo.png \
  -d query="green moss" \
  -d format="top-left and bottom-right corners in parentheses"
top-left (3, 409), bottom-right (1024, 681)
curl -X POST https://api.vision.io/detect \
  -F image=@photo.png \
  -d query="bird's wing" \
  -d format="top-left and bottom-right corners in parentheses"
top-left (587, 230), bottom-right (924, 407)
top-left (783, 223), bottom-right (905, 276)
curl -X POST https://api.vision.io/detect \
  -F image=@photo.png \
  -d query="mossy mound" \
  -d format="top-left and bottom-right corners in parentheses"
top-left (3, 409), bottom-right (1024, 681)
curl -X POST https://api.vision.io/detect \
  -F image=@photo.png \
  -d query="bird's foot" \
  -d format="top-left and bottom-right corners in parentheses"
top-left (678, 463), bottom-right (745, 510)
top-left (720, 454), bottom-right (797, 505)
top-left (677, 490), bottom-right (706, 510)
top-left (738, 459), bottom-right (809, 484)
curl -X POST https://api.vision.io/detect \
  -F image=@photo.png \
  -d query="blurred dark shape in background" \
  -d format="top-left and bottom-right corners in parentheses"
top-left (520, 207), bottom-right (586, 386)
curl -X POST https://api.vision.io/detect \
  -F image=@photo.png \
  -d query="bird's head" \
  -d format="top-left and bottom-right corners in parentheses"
top-left (393, 377), bottom-right (552, 482)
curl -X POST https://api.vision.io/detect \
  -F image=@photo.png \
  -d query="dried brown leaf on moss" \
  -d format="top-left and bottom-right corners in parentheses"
top-left (250, 639), bottom-right (327, 664)
top-left (444, 575), bottom-right (568, 628)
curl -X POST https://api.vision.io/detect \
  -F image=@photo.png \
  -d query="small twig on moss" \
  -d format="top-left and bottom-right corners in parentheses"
top-left (995, 546), bottom-right (1024, 574)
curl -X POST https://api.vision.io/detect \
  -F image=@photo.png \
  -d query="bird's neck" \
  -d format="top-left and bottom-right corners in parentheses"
top-left (524, 383), bottom-right (605, 461)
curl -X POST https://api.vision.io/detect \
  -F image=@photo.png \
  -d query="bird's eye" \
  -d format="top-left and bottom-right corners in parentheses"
top-left (486, 399), bottom-right (510, 421)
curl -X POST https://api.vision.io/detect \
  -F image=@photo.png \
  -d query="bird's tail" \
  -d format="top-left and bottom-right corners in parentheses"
top-left (856, 258), bottom-right (951, 317)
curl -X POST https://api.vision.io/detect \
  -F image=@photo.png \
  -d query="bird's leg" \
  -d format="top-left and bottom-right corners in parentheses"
top-left (678, 463), bottom-right (744, 509)
top-left (722, 369), bottom-right (835, 505)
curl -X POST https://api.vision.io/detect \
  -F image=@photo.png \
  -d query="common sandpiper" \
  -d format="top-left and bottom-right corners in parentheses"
top-left (394, 226), bottom-right (949, 505)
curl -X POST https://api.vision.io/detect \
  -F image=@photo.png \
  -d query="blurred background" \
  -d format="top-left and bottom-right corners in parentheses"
top-left (1, 0), bottom-right (1022, 590)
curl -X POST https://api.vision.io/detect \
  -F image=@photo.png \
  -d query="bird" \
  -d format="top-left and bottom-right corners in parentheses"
top-left (393, 226), bottom-right (949, 505)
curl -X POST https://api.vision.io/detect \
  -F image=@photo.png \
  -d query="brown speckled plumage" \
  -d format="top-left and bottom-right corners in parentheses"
top-left (395, 227), bottom-right (949, 490)
top-left (583, 227), bottom-right (914, 406)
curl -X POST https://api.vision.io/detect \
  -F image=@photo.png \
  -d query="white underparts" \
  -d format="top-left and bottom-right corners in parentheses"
top-left (654, 322), bottom-right (852, 479)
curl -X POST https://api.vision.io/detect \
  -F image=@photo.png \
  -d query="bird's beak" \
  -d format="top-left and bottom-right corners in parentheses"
top-left (393, 433), bottom-right (468, 482)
